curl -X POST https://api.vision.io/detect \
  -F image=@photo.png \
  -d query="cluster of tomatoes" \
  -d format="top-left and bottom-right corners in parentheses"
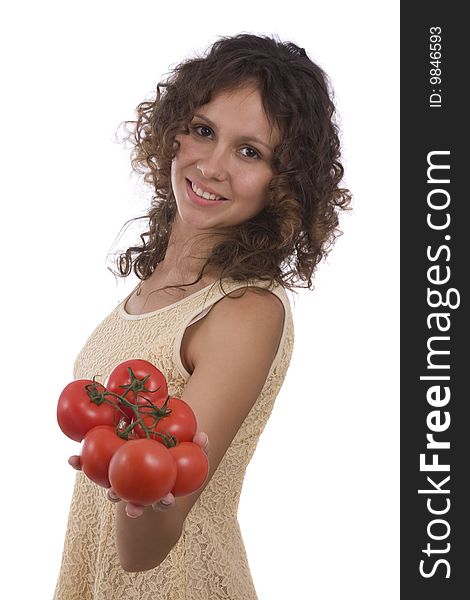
top-left (57, 359), bottom-right (208, 506)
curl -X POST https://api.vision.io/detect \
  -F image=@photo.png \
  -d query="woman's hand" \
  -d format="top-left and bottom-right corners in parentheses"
top-left (68, 432), bottom-right (210, 518)
top-left (68, 455), bottom-right (82, 470)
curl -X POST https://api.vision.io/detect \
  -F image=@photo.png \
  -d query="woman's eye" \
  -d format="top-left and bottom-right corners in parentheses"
top-left (190, 126), bottom-right (261, 160)
top-left (240, 146), bottom-right (261, 160)
top-left (192, 125), bottom-right (212, 137)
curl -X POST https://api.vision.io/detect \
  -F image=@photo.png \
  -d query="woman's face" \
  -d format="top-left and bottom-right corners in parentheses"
top-left (171, 85), bottom-right (279, 235)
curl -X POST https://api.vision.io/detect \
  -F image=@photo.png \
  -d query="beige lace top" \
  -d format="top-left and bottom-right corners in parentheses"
top-left (53, 277), bottom-right (295, 600)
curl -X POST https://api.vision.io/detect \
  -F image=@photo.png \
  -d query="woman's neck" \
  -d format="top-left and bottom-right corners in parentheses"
top-left (158, 218), bottom-right (223, 285)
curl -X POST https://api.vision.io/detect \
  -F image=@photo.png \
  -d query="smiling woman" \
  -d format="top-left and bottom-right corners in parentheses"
top-left (53, 33), bottom-right (351, 600)
top-left (171, 86), bottom-right (279, 230)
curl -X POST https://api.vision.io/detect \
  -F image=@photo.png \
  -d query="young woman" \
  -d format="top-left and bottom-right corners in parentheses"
top-left (54, 33), bottom-right (351, 600)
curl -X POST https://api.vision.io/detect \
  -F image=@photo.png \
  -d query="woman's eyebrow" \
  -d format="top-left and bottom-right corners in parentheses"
top-left (192, 113), bottom-right (274, 151)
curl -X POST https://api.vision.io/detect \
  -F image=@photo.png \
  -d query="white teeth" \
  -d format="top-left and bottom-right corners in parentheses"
top-left (191, 181), bottom-right (224, 201)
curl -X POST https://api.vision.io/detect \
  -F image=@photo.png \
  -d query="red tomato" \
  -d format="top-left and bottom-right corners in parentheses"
top-left (108, 438), bottom-right (177, 505)
top-left (57, 379), bottom-right (118, 442)
top-left (80, 425), bottom-right (127, 488)
top-left (169, 442), bottom-right (209, 497)
top-left (106, 359), bottom-right (168, 420)
top-left (134, 396), bottom-right (197, 444)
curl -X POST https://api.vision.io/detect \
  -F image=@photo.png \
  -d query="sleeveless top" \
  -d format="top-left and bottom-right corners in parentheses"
top-left (53, 277), bottom-right (295, 600)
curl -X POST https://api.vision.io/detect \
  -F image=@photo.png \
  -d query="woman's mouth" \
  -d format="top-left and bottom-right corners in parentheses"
top-left (185, 179), bottom-right (229, 206)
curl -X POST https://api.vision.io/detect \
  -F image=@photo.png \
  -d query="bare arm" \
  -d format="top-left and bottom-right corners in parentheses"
top-left (115, 288), bottom-right (285, 572)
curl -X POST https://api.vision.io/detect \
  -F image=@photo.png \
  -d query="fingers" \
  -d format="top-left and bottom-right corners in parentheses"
top-left (152, 492), bottom-right (175, 512)
top-left (68, 455), bottom-right (82, 470)
top-left (106, 489), bottom-right (166, 518)
top-left (107, 488), bottom-right (121, 503)
top-left (106, 489), bottom-right (145, 518)
top-left (193, 431), bottom-right (210, 455)
top-left (106, 487), bottom-right (170, 518)
top-left (125, 503), bottom-right (145, 518)
top-left (123, 494), bottom-right (174, 517)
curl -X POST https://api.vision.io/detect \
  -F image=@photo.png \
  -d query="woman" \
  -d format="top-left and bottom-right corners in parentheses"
top-left (54, 33), bottom-right (351, 599)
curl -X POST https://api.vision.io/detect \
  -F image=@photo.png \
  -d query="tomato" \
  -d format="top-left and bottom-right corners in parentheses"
top-left (108, 438), bottom-right (177, 505)
top-left (134, 396), bottom-right (197, 444)
top-left (80, 425), bottom-right (127, 488)
top-left (169, 442), bottom-right (209, 497)
top-left (57, 379), bottom-right (119, 442)
top-left (106, 359), bottom-right (168, 420)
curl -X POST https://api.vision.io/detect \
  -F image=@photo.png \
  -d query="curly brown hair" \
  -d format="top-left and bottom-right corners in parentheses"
top-left (111, 33), bottom-right (351, 295)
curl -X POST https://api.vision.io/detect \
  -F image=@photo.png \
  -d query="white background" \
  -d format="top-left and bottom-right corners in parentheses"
top-left (0, 1), bottom-right (399, 598)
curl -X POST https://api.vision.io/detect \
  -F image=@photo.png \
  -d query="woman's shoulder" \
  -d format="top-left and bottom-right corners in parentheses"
top-left (203, 276), bottom-right (291, 325)
top-left (215, 276), bottom-right (289, 302)
top-left (191, 280), bottom-right (285, 368)
top-left (182, 276), bottom-right (293, 381)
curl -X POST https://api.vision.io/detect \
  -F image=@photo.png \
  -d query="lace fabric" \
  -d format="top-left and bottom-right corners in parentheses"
top-left (53, 278), bottom-right (295, 600)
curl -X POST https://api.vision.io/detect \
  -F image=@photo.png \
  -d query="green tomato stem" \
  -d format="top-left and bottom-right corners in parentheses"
top-left (85, 369), bottom-right (176, 445)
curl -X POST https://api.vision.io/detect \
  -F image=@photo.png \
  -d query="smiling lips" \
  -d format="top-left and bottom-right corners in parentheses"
top-left (187, 179), bottom-right (228, 201)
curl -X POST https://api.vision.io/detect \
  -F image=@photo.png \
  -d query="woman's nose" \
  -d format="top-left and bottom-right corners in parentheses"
top-left (196, 146), bottom-right (229, 181)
